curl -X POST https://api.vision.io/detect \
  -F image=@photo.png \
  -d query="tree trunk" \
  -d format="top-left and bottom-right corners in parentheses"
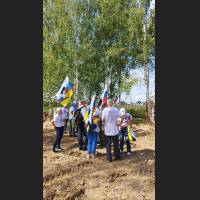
top-left (74, 66), bottom-right (78, 101)
top-left (118, 91), bottom-right (121, 105)
top-left (144, 61), bottom-right (150, 121)
top-left (143, 20), bottom-right (150, 122)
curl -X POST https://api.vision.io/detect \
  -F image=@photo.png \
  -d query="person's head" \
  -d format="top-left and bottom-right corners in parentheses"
top-left (57, 108), bottom-right (62, 115)
top-left (108, 99), bottom-right (113, 107)
top-left (81, 100), bottom-right (86, 107)
top-left (93, 110), bottom-right (99, 124)
top-left (120, 108), bottom-right (126, 116)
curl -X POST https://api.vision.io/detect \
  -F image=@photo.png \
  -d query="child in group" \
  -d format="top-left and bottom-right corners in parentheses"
top-left (119, 108), bottom-right (133, 156)
top-left (87, 109), bottom-right (100, 160)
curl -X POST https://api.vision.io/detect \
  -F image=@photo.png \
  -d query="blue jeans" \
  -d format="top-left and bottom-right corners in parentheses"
top-left (53, 126), bottom-right (64, 150)
top-left (78, 125), bottom-right (87, 150)
top-left (69, 119), bottom-right (74, 136)
top-left (87, 132), bottom-right (98, 154)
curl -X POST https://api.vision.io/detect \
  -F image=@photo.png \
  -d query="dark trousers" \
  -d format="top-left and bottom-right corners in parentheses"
top-left (78, 125), bottom-right (87, 150)
top-left (53, 126), bottom-right (64, 150)
top-left (99, 121), bottom-right (105, 146)
top-left (119, 129), bottom-right (131, 152)
top-left (69, 119), bottom-right (75, 136)
top-left (64, 119), bottom-right (68, 132)
top-left (105, 135), bottom-right (120, 161)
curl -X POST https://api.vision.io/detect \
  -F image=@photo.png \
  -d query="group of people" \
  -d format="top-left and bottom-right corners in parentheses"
top-left (52, 98), bottom-right (135, 162)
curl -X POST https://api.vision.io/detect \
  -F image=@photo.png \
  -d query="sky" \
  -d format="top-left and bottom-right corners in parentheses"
top-left (150, 0), bottom-right (155, 9)
top-left (121, 68), bottom-right (155, 103)
top-left (120, 0), bottom-right (155, 103)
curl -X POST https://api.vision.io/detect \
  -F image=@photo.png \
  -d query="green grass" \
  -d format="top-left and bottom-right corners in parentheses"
top-left (117, 104), bottom-right (147, 119)
top-left (44, 103), bottom-right (147, 120)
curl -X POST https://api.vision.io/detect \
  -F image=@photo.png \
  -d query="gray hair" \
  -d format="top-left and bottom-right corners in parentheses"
top-left (57, 108), bottom-right (62, 113)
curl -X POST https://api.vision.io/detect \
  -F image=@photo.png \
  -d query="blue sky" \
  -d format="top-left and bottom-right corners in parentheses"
top-left (121, 68), bottom-right (155, 103)
top-left (150, 0), bottom-right (155, 9)
top-left (121, 0), bottom-right (155, 103)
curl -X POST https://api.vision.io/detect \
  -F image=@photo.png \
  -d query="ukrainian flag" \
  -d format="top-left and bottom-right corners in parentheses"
top-left (54, 76), bottom-right (75, 107)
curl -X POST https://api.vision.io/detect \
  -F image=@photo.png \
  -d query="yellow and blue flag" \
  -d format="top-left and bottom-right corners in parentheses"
top-left (54, 76), bottom-right (75, 107)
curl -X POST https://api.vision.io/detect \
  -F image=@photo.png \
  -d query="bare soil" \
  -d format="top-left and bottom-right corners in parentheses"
top-left (43, 119), bottom-right (155, 200)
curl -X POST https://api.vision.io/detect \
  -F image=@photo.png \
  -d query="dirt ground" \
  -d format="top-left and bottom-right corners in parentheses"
top-left (43, 119), bottom-right (155, 200)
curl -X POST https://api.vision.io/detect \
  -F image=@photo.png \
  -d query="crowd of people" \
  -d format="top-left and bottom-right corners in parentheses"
top-left (51, 98), bottom-right (136, 162)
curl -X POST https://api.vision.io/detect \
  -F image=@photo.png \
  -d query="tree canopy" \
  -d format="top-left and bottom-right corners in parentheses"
top-left (43, 0), bottom-right (155, 104)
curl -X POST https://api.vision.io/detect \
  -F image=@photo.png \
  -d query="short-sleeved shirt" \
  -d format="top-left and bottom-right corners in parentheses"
top-left (52, 114), bottom-right (65, 127)
top-left (62, 108), bottom-right (69, 119)
top-left (81, 107), bottom-right (87, 118)
top-left (101, 107), bottom-right (121, 136)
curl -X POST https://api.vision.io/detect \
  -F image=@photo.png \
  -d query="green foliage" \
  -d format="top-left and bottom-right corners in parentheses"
top-left (120, 76), bottom-right (139, 96)
top-left (125, 105), bottom-right (147, 119)
top-left (43, 0), bottom-right (155, 105)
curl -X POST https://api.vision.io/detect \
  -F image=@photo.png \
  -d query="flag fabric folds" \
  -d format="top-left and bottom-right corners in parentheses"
top-left (83, 95), bottom-right (96, 133)
top-left (114, 96), bottom-right (118, 104)
top-left (97, 85), bottom-right (108, 109)
top-left (101, 85), bottom-right (108, 104)
top-left (54, 76), bottom-right (75, 107)
top-left (128, 126), bottom-right (136, 141)
top-left (88, 95), bottom-right (96, 125)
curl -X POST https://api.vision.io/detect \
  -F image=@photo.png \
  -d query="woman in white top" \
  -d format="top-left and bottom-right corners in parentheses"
top-left (52, 108), bottom-right (66, 152)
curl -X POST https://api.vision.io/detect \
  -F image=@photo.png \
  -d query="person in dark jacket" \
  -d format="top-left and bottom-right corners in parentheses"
top-left (74, 100), bottom-right (87, 150)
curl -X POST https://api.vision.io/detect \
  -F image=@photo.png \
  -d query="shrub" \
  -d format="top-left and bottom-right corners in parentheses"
top-left (120, 104), bottom-right (147, 119)
top-left (126, 108), bottom-right (146, 118)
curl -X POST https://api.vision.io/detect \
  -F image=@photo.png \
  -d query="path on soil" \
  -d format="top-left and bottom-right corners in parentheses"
top-left (43, 120), bottom-right (155, 200)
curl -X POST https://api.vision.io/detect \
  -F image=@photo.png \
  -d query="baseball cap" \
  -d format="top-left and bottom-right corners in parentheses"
top-left (120, 108), bottom-right (126, 115)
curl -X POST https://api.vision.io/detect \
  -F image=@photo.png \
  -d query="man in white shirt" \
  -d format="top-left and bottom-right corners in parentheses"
top-left (101, 99), bottom-right (121, 162)
top-left (52, 108), bottom-right (66, 152)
